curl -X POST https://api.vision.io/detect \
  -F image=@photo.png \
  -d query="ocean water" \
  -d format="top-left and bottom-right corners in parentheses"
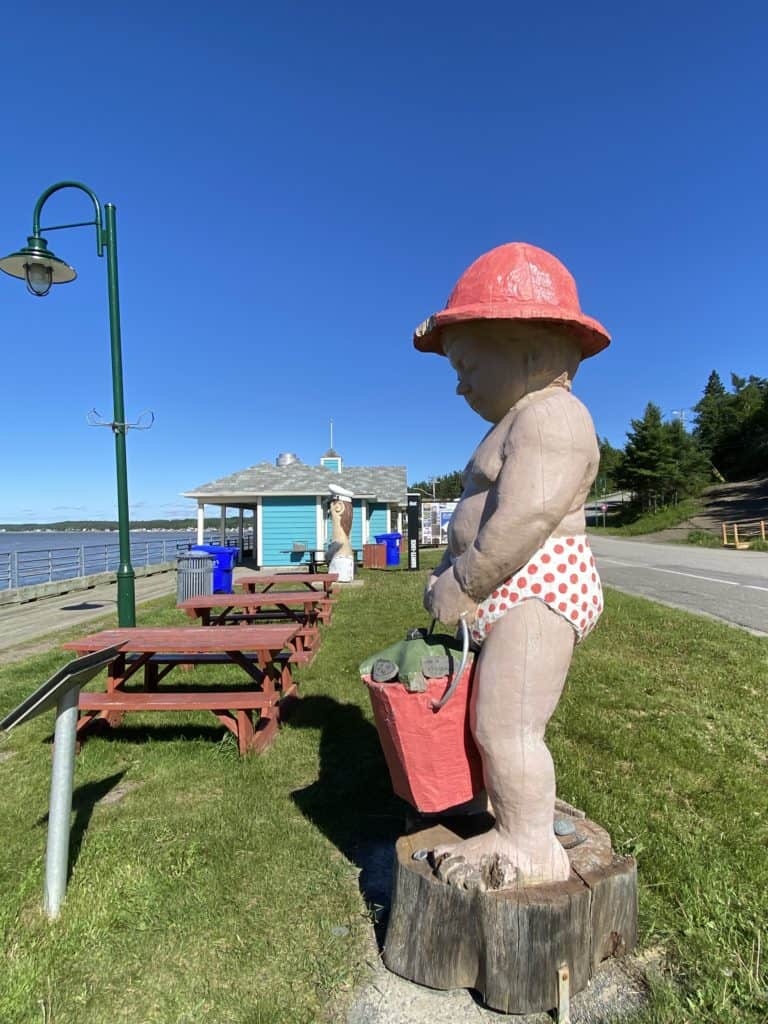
top-left (0, 529), bottom-right (243, 590)
top-left (0, 529), bottom-right (196, 556)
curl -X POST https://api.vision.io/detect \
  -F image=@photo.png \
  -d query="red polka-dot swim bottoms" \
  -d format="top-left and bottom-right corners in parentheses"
top-left (470, 534), bottom-right (603, 645)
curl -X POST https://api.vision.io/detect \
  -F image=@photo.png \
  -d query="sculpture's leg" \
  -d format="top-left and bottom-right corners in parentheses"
top-left (434, 599), bottom-right (575, 889)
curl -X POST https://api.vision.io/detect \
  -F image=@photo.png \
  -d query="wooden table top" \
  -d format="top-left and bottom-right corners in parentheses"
top-left (237, 573), bottom-right (338, 588)
top-left (63, 625), bottom-right (301, 654)
top-left (178, 592), bottom-right (326, 610)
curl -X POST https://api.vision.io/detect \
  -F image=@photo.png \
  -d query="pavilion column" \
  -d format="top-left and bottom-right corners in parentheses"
top-left (220, 506), bottom-right (227, 545)
top-left (196, 504), bottom-right (205, 545)
top-left (315, 496), bottom-right (324, 556)
top-left (237, 509), bottom-right (244, 563)
top-left (361, 499), bottom-right (369, 543)
top-left (255, 498), bottom-right (263, 567)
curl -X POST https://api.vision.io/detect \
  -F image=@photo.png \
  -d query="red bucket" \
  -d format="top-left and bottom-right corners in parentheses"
top-left (363, 664), bottom-right (484, 813)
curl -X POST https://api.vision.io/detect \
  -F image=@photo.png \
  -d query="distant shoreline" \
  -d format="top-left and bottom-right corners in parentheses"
top-left (0, 519), bottom-right (242, 532)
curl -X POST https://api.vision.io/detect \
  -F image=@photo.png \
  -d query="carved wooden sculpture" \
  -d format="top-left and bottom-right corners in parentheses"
top-left (327, 486), bottom-right (355, 582)
top-left (378, 243), bottom-right (636, 1014)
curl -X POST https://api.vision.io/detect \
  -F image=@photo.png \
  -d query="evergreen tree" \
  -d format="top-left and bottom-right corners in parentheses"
top-left (663, 417), bottom-right (709, 501)
top-left (592, 437), bottom-right (623, 496)
top-left (617, 403), bottom-right (676, 509)
top-left (694, 371), bottom-right (768, 480)
top-left (409, 470), bottom-right (463, 499)
top-left (693, 370), bottom-right (729, 459)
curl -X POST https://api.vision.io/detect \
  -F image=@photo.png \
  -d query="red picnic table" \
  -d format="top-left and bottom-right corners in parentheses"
top-left (177, 591), bottom-right (330, 659)
top-left (237, 573), bottom-right (338, 599)
top-left (63, 625), bottom-right (303, 755)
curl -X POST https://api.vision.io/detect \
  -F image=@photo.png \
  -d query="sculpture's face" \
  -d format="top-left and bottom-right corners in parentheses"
top-left (444, 326), bottom-right (530, 423)
top-left (330, 499), bottom-right (344, 518)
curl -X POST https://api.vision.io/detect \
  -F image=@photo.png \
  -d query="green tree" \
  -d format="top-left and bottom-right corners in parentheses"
top-left (693, 370), bottom-right (729, 460)
top-left (592, 437), bottom-right (623, 497)
top-left (664, 417), bottom-right (710, 501)
top-left (617, 403), bottom-right (676, 510)
top-left (409, 470), bottom-right (463, 499)
top-left (695, 371), bottom-right (768, 480)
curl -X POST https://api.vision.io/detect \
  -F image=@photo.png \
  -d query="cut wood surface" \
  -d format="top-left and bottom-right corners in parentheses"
top-left (384, 817), bottom-right (637, 1015)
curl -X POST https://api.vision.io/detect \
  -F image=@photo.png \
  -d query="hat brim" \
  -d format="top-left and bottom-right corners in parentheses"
top-left (414, 305), bottom-right (611, 359)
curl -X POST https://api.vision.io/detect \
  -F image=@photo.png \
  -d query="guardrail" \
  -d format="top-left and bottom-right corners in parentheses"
top-left (0, 530), bottom-right (255, 592)
top-left (0, 540), bottom-right (191, 591)
top-left (722, 520), bottom-right (766, 549)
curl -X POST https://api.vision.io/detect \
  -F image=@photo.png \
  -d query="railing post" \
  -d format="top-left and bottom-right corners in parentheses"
top-left (721, 523), bottom-right (727, 546)
top-left (79, 546), bottom-right (85, 578)
top-left (734, 524), bottom-right (740, 548)
top-left (11, 550), bottom-right (18, 589)
top-left (761, 521), bottom-right (766, 542)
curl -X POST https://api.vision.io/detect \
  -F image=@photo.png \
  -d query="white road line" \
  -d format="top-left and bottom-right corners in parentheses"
top-left (598, 558), bottom-right (768, 592)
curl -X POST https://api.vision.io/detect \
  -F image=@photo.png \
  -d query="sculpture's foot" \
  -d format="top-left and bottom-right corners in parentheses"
top-left (432, 825), bottom-right (570, 891)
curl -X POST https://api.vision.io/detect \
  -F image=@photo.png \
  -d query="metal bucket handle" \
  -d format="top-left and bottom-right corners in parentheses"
top-left (430, 613), bottom-right (470, 711)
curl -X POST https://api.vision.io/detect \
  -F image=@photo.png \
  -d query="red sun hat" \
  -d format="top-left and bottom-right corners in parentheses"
top-left (414, 242), bottom-right (610, 358)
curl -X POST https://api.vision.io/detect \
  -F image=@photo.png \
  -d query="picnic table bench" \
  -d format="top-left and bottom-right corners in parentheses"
top-left (63, 625), bottom-right (303, 755)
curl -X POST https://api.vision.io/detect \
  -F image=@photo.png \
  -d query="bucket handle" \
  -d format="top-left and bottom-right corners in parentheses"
top-left (431, 614), bottom-right (470, 711)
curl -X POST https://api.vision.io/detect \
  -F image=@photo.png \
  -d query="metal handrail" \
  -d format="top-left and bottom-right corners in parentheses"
top-left (0, 530), bottom-right (254, 591)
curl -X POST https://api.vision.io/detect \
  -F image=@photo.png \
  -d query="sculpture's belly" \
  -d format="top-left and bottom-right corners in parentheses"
top-left (448, 489), bottom-right (488, 556)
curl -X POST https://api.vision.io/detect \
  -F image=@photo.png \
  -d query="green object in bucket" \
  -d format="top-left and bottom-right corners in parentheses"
top-left (359, 628), bottom-right (472, 688)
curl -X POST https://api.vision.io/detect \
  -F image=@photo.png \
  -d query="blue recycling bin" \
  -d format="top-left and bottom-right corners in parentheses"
top-left (374, 532), bottom-right (402, 566)
top-left (191, 545), bottom-right (239, 593)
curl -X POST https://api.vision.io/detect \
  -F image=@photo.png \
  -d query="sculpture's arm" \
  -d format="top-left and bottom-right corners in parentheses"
top-left (427, 395), bottom-right (596, 623)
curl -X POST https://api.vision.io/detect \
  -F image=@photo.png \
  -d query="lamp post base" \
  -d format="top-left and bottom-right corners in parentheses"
top-left (116, 567), bottom-right (136, 627)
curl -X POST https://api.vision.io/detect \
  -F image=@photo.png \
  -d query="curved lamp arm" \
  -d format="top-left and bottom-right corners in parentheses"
top-left (32, 181), bottom-right (104, 257)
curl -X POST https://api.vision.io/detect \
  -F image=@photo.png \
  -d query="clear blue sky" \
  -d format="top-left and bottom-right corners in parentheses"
top-left (2, 2), bottom-right (765, 521)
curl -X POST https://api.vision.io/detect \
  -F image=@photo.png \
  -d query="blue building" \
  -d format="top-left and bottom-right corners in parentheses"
top-left (183, 450), bottom-right (407, 567)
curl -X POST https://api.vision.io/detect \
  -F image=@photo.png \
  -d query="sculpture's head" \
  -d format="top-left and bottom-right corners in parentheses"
top-left (330, 497), bottom-right (353, 536)
top-left (414, 242), bottom-right (609, 423)
top-left (443, 320), bottom-right (582, 423)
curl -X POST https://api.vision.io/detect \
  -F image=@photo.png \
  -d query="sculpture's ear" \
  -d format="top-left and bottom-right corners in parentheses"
top-left (523, 327), bottom-right (581, 389)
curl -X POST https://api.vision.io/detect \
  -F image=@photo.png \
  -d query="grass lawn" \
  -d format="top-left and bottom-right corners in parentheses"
top-left (1, 552), bottom-right (766, 1023)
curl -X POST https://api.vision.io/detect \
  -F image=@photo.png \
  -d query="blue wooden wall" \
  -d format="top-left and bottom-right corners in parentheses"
top-left (367, 503), bottom-right (388, 539)
top-left (262, 496), bottom-right (317, 566)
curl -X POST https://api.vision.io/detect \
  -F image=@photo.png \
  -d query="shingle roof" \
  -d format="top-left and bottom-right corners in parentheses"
top-left (183, 463), bottom-right (407, 505)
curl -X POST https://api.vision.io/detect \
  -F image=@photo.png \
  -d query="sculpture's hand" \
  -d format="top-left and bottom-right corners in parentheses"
top-left (425, 568), bottom-right (477, 626)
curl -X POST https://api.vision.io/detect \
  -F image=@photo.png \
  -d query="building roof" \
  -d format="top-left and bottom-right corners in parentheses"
top-left (183, 463), bottom-right (408, 505)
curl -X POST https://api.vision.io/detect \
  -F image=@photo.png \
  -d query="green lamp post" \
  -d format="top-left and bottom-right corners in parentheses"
top-left (0, 181), bottom-right (136, 626)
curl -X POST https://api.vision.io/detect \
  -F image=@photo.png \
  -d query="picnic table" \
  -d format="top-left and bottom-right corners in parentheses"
top-left (177, 591), bottom-right (329, 654)
top-left (178, 591), bottom-right (328, 624)
top-left (63, 625), bottom-right (303, 755)
top-left (238, 573), bottom-right (338, 598)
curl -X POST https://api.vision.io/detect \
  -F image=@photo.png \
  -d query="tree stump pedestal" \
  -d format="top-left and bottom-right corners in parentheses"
top-left (383, 812), bottom-right (637, 1016)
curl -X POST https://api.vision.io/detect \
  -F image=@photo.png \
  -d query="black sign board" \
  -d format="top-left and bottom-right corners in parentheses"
top-left (0, 646), bottom-right (120, 732)
top-left (406, 493), bottom-right (421, 571)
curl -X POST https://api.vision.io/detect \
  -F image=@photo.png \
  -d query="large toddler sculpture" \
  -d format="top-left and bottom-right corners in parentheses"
top-left (417, 242), bottom-right (610, 892)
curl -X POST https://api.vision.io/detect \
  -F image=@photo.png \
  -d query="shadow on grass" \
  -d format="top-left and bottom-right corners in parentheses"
top-left (37, 770), bottom-right (127, 877)
top-left (69, 722), bottom-right (228, 748)
top-left (289, 694), bottom-right (404, 942)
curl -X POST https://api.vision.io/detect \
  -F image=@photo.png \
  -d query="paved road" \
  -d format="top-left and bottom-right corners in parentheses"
top-left (589, 534), bottom-right (768, 636)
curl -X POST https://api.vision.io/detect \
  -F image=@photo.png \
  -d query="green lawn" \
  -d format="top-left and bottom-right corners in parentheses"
top-left (0, 554), bottom-right (766, 1023)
